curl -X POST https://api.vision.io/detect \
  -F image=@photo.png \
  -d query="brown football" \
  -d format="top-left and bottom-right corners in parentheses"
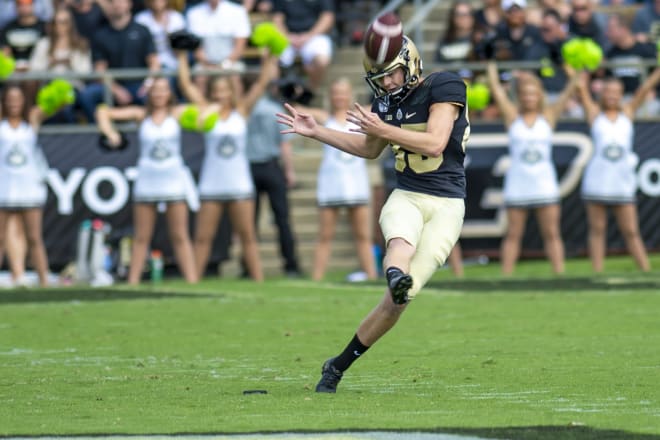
top-left (363, 12), bottom-right (404, 65)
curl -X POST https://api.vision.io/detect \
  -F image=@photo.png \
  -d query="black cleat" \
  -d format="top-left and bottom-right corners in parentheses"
top-left (315, 357), bottom-right (343, 393)
top-left (388, 270), bottom-right (413, 305)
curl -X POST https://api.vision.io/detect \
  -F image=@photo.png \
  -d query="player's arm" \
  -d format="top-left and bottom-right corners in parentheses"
top-left (353, 102), bottom-right (460, 158)
top-left (278, 103), bottom-right (387, 159)
top-left (625, 66), bottom-right (660, 118)
top-left (545, 65), bottom-right (579, 127)
top-left (96, 105), bottom-right (145, 146)
top-left (28, 106), bottom-right (47, 131)
top-left (575, 71), bottom-right (600, 125)
top-left (486, 61), bottom-right (518, 127)
top-left (176, 50), bottom-right (208, 106)
top-left (241, 53), bottom-right (279, 116)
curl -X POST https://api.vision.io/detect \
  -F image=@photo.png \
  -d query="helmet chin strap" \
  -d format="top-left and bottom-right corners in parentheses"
top-left (367, 69), bottom-right (416, 108)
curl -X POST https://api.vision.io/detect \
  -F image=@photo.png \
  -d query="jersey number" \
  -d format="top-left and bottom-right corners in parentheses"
top-left (393, 145), bottom-right (443, 174)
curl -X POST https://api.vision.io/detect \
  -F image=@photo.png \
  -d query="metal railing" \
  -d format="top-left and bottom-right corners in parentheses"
top-left (5, 58), bottom-right (660, 132)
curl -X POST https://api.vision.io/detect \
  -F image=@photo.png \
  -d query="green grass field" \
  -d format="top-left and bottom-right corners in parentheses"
top-left (1, 255), bottom-right (660, 439)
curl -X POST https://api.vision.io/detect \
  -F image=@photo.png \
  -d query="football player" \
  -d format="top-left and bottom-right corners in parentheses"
top-left (278, 35), bottom-right (470, 393)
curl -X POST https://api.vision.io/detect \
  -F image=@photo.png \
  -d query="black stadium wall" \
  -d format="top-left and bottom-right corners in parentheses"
top-left (33, 123), bottom-right (660, 268)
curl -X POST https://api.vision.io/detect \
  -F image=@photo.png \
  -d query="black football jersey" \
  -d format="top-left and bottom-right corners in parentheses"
top-left (371, 71), bottom-right (469, 198)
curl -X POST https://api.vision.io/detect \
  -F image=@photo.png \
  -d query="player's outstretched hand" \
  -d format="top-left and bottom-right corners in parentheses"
top-left (346, 103), bottom-right (386, 136)
top-left (277, 103), bottom-right (318, 137)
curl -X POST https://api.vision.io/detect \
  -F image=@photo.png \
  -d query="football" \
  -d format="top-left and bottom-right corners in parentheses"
top-left (363, 12), bottom-right (404, 65)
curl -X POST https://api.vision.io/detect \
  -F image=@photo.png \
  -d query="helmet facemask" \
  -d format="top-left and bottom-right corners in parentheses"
top-left (363, 36), bottom-right (423, 106)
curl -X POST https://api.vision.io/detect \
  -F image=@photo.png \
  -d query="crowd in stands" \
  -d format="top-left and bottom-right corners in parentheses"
top-left (2, 0), bottom-right (660, 121)
top-left (434, 0), bottom-right (660, 117)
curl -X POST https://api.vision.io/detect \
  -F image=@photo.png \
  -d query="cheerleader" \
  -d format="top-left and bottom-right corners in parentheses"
top-left (487, 61), bottom-right (578, 275)
top-left (295, 78), bottom-right (378, 281)
top-left (96, 76), bottom-right (199, 285)
top-left (576, 69), bottom-right (660, 272)
top-left (177, 51), bottom-right (279, 281)
top-left (0, 84), bottom-right (52, 286)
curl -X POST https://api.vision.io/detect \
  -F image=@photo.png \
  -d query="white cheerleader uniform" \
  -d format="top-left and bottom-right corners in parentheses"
top-left (0, 120), bottom-right (47, 208)
top-left (503, 116), bottom-right (560, 207)
top-left (134, 115), bottom-right (197, 206)
top-left (317, 117), bottom-right (370, 207)
top-left (581, 113), bottom-right (637, 204)
top-left (198, 110), bottom-right (254, 201)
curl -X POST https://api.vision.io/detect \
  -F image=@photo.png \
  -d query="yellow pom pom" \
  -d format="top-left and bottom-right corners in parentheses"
top-left (179, 105), bottom-right (200, 131)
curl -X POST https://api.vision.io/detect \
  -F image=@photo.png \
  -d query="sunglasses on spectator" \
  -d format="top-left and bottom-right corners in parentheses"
top-left (573, 5), bottom-right (590, 11)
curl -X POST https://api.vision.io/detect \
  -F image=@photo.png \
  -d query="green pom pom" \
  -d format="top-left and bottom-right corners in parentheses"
top-left (0, 52), bottom-right (15, 79)
top-left (467, 82), bottom-right (490, 111)
top-left (251, 22), bottom-right (289, 55)
top-left (50, 78), bottom-right (76, 106)
top-left (561, 38), bottom-right (584, 70)
top-left (200, 113), bottom-right (218, 132)
top-left (179, 105), bottom-right (200, 131)
top-left (251, 22), bottom-right (278, 47)
top-left (268, 31), bottom-right (289, 56)
top-left (582, 38), bottom-right (603, 71)
top-left (37, 84), bottom-right (59, 116)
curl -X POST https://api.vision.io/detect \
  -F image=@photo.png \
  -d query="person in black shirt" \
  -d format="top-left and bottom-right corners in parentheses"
top-left (532, 8), bottom-right (570, 97)
top-left (77, 0), bottom-right (159, 122)
top-left (278, 31), bottom-right (469, 393)
top-left (0, 0), bottom-right (46, 72)
top-left (483, 0), bottom-right (545, 62)
top-left (568, 0), bottom-right (608, 50)
top-left (605, 13), bottom-right (656, 95)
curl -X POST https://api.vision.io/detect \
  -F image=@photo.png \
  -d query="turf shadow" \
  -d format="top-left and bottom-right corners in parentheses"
top-left (424, 277), bottom-right (660, 292)
top-left (440, 425), bottom-right (660, 440)
top-left (0, 288), bottom-right (216, 305)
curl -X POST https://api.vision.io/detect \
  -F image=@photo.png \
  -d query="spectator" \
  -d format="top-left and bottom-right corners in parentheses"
top-left (435, 0), bottom-right (476, 72)
top-left (135, 0), bottom-right (185, 72)
top-left (245, 83), bottom-right (302, 278)
top-left (294, 78), bottom-right (377, 281)
top-left (0, 0), bottom-right (47, 73)
top-left (486, 61), bottom-right (579, 275)
top-left (479, 0), bottom-right (544, 62)
top-left (474, 0), bottom-right (503, 33)
top-left (0, 83), bottom-right (53, 287)
top-left (29, 7), bottom-right (92, 123)
top-left (176, 50), bottom-right (279, 281)
top-left (95, 76), bottom-right (199, 285)
top-left (185, 0), bottom-right (251, 90)
top-left (0, 0), bottom-right (52, 30)
top-left (273, 0), bottom-right (334, 91)
top-left (62, 0), bottom-right (108, 43)
top-left (243, 0), bottom-right (273, 13)
top-left (605, 13), bottom-right (656, 97)
top-left (78, 0), bottom-right (159, 123)
top-left (576, 69), bottom-right (660, 273)
top-left (534, 9), bottom-right (570, 100)
top-left (631, 0), bottom-right (660, 43)
top-left (568, 0), bottom-right (608, 50)
top-left (526, 0), bottom-right (571, 26)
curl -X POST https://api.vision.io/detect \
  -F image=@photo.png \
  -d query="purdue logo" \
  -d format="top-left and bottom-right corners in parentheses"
top-left (521, 147), bottom-right (542, 164)
top-left (216, 136), bottom-right (237, 158)
top-left (149, 140), bottom-right (171, 161)
top-left (6, 144), bottom-right (27, 167)
top-left (603, 143), bottom-right (624, 162)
